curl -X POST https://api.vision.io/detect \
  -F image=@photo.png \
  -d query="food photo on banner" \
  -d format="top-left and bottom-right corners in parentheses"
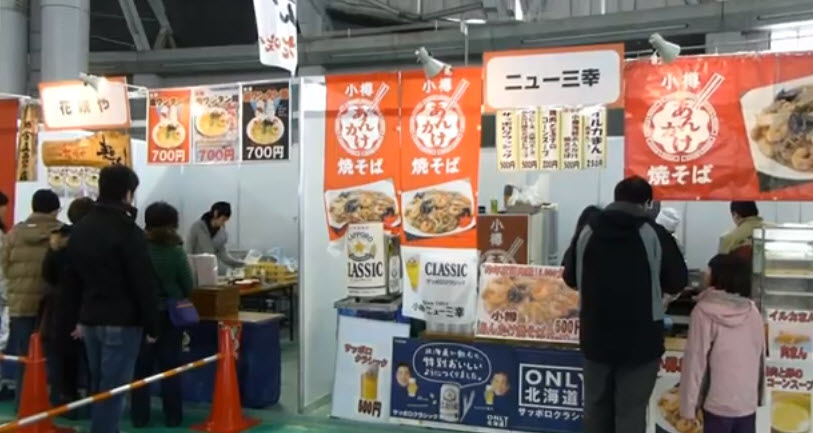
top-left (242, 82), bottom-right (290, 161)
top-left (625, 52), bottom-right (813, 200)
top-left (147, 88), bottom-right (192, 165)
top-left (390, 338), bottom-right (584, 433)
top-left (192, 84), bottom-right (240, 164)
top-left (767, 309), bottom-right (813, 362)
top-left (324, 72), bottom-right (401, 242)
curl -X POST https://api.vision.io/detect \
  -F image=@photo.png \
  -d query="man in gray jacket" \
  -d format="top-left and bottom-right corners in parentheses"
top-left (187, 202), bottom-right (244, 275)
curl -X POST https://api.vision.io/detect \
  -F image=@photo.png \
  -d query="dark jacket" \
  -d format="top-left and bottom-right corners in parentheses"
top-left (65, 202), bottom-right (159, 336)
top-left (40, 247), bottom-right (79, 340)
top-left (146, 228), bottom-right (194, 308)
top-left (563, 201), bottom-right (688, 366)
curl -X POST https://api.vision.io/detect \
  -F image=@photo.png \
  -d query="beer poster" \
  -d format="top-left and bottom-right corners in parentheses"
top-left (324, 72), bottom-right (401, 242)
top-left (192, 84), bottom-right (240, 164)
top-left (400, 67), bottom-right (481, 248)
top-left (147, 88), bottom-right (192, 165)
top-left (242, 82), bottom-right (290, 161)
top-left (346, 222), bottom-right (387, 297)
top-left (15, 102), bottom-right (38, 182)
top-left (331, 315), bottom-right (409, 423)
top-left (476, 264), bottom-right (580, 344)
top-left (626, 53), bottom-right (813, 200)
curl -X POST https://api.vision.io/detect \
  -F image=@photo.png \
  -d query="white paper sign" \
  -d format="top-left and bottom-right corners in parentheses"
top-left (346, 223), bottom-right (387, 297)
top-left (39, 78), bottom-right (131, 131)
top-left (331, 316), bottom-right (410, 423)
top-left (485, 49), bottom-right (621, 110)
top-left (253, 0), bottom-right (298, 73)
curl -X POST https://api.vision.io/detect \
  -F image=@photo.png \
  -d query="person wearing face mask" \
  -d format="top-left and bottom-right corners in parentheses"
top-left (64, 165), bottom-right (158, 433)
top-left (187, 202), bottom-right (244, 274)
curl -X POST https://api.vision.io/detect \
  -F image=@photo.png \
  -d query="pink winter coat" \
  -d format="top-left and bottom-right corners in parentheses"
top-left (679, 289), bottom-right (765, 419)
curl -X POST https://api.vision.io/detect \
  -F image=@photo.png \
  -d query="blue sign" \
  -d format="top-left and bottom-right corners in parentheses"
top-left (390, 338), bottom-right (583, 433)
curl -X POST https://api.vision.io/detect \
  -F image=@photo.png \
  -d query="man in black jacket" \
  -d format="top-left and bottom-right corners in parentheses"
top-left (563, 176), bottom-right (688, 433)
top-left (66, 165), bottom-right (158, 433)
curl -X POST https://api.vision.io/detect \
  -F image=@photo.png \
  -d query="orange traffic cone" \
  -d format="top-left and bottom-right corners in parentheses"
top-left (192, 324), bottom-right (258, 433)
top-left (17, 333), bottom-right (72, 433)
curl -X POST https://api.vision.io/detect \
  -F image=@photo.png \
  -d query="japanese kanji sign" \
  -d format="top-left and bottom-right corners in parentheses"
top-left (626, 53), bottom-right (813, 200)
top-left (39, 77), bottom-right (131, 131)
top-left (496, 110), bottom-right (518, 171)
top-left (767, 309), bottom-right (813, 363)
top-left (192, 84), bottom-right (240, 164)
top-left (15, 102), bottom-right (37, 182)
top-left (476, 264), bottom-right (579, 344)
top-left (400, 67), bottom-right (481, 248)
top-left (242, 82), bottom-right (290, 161)
top-left (147, 88), bottom-right (192, 165)
top-left (324, 73), bottom-right (401, 242)
top-left (483, 43), bottom-right (624, 113)
top-left (477, 215), bottom-right (530, 265)
top-left (253, 0), bottom-right (297, 73)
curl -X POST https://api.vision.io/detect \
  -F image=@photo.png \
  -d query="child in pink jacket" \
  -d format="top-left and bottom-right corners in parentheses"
top-left (679, 254), bottom-right (764, 433)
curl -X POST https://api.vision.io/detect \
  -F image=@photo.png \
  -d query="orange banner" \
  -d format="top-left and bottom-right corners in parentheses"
top-left (324, 72), bottom-right (401, 241)
top-left (626, 53), bottom-right (813, 200)
top-left (147, 88), bottom-right (192, 165)
top-left (0, 99), bottom-right (18, 227)
top-left (400, 67), bottom-right (481, 248)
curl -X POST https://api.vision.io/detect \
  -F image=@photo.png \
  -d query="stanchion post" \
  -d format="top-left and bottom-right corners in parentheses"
top-left (17, 333), bottom-right (72, 433)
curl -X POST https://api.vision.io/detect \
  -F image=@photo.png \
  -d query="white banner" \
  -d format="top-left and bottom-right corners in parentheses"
top-left (39, 78), bottom-right (131, 131)
top-left (331, 316), bottom-right (410, 423)
top-left (253, 0), bottom-right (298, 73)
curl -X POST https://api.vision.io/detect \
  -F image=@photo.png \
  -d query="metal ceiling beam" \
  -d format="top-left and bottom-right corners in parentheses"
top-left (89, 0), bottom-right (813, 75)
top-left (146, 0), bottom-right (176, 49)
top-left (117, 0), bottom-right (151, 51)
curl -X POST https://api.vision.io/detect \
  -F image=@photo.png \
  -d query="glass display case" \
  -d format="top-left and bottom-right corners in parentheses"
top-left (753, 224), bottom-right (813, 311)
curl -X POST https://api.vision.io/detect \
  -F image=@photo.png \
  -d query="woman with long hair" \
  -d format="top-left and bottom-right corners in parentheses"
top-left (186, 202), bottom-right (244, 274)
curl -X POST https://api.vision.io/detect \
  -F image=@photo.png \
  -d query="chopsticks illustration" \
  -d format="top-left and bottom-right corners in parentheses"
top-left (505, 238), bottom-right (524, 263)
top-left (691, 73), bottom-right (724, 110)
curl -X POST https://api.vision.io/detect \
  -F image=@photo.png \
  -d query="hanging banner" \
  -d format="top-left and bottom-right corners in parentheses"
top-left (192, 84), bottom-right (240, 164)
top-left (0, 99), bottom-right (18, 227)
top-left (242, 82), bottom-right (290, 161)
top-left (15, 102), bottom-right (38, 182)
top-left (626, 53), bottom-right (813, 200)
top-left (496, 110), bottom-right (518, 171)
top-left (390, 338), bottom-right (584, 433)
top-left (582, 106), bottom-right (607, 169)
top-left (253, 0), bottom-right (297, 73)
top-left (42, 131), bottom-right (132, 169)
top-left (518, 108), bottom-right (540, 171)
top-left (401, 67), bottom-right (481, 248)
top-left (147, 88), bottom-right (192, 165)
top-left (483, 43), bottom-right (624, 112)
top-left (560, 108), bottom-right (583, 170)
top-left (540, 108), bottom-right (561, 170)
top-left (476, 264), bottom-right (579, 344)
top-left (39, 77), bottom-right (131, 131)
top-left (331, 316), bottom-right (410, 423)
top-left (324, 72), bottom-right (401, 242)
top-left (477, 215), bottom-right (530, 265)
top-left (400, 246), bottom-right (478, 326)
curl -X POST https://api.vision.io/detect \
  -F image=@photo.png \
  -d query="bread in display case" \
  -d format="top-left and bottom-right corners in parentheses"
top-left (753, 225), bottom-right (813, 311)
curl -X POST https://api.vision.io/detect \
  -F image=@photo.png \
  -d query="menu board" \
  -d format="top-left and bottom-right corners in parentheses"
top-left (496, 110), bottom-right (518, 171)
top-left (390, 338), bottom-right (584, 433)
top-left (518, 108), bottom-right (540, 171)
top-left (767, 309), bottom-right (813, 362)
top-left (476, 264), bottom-right (579, 343)
top-left (400, 67), bottom-right (481, 248)
top-left (582, 105), bottom-right (607, 169)
top-left (192, 84), bottom-right (240, 164)
top-left (540, 108), bottom-right (561, 170)
top-left (324, 73), bottom-right (401, 242)
top-left (242, 82), bottom-right (290, 161)
top-left (147, 88), bottom-right (192, 165)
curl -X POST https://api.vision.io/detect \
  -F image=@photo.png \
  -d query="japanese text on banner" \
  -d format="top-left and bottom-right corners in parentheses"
top-left (497, 110), bottom-right (518, 171)
top-left (253, 0), bottom-right (298, 73)
top-left (518, 108), bottom-right (540, 171)
top-left (192, 85), bottom-right (240, 164)
top-left (242, 82), bottom-right (290, 161)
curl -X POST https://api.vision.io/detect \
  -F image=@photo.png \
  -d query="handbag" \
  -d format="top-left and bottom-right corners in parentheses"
top-left (166, 298), bottom-right (200, 328)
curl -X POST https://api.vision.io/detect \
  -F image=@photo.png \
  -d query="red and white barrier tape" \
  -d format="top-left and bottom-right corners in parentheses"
top-left (0, 354), bottom-right (27, 363)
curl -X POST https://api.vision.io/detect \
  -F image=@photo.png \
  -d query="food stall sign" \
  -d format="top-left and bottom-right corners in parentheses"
top-left (39, 77), bottom-right (131, 131)
top-left (483, 43), bottom-right (624, 113)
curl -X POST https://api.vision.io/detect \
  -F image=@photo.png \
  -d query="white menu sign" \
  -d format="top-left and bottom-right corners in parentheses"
top-left (39, 78), bottom-right (131, 131)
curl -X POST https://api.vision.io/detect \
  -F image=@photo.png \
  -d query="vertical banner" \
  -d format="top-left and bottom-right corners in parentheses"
top-left (331, 316), bottom-right (410, 423)
top-left (560, 108), bottom-right (583, 170)
top-left (253, 0), bottom-right (298, 73)
top-left (192, 84), bottom-right (240, 164)
top-left (582, 106), bottom-right (607, 169)
top-left (15, 102), bottom-right (37, 181)
top-left (0, 100), bottom-right (19, 227)
top-left (401, 67), bottom-right (482, 248)
top-left (496, 110), bottom-right (518, 171)
top-left (324, 73), bottom-right (401, 242)
top-left (147, 88), bottom-right (192, 165)
top-left (540, 108), bottom-right (561, 170)
top-left (242, 82), bottom-right (290, 161)
top-left (518, 108), bottom-right (540, 171)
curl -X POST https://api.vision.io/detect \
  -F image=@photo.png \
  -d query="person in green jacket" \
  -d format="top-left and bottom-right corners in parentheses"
top-left (130, 201), bottom-right (193, 428)
top-left (719, 201), bottom-right (765, 255)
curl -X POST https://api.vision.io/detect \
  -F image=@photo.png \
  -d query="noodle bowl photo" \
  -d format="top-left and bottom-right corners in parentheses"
top-left (402, 180), bottom-right (475, 237)
top-left (324, 180), bottom-right (400, 231)
top-left (196, 108), bottom-right (231, 138)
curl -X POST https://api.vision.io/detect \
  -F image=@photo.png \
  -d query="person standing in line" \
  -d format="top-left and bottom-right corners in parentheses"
top-left (719, 201), bottom-right (764, 255)
top-left (1, 189), bottom-right (62, 408)
top-left (563, 176), bottom-right (688, 433)
top-left (131, 202), bottom-right (193, 428)
top-left (187, 202), bottom-right (244, 275)
top-left (0, 191), bottom-right (10, 353)
top-left (560, 205), bottom-right (601, 266)
top-left (65, 166), bottom-right (158, 433)
top-left (679, 254), bottom-right (764, 433)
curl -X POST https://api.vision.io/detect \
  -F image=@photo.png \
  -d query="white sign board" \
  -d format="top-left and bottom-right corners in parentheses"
top-left (39, 78), bottom-right (131, 131)
top-left (253, 0), bottom-right (298, 73)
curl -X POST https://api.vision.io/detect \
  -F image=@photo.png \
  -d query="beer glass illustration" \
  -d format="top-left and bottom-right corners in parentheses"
top-left (408, 378), bottom-right (418, 397)
top-left (485, 385), bottom-right (495, 406)
top-left (360, 365), bottom-right (379, 401)
top-left (406, 257), bottom-right (420, 291)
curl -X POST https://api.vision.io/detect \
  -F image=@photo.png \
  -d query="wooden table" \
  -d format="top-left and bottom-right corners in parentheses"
top-left (239, 282), bottom-right (297, 341)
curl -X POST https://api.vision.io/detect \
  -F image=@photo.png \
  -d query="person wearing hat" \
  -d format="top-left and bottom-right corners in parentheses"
top-left (656, 208), bottom-right (683, 254)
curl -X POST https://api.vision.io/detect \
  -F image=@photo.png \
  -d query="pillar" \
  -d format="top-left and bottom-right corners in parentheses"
top-left (0, 0), bottom-right (29, 94)
top-left (40, 0), bottom-right (89, 82)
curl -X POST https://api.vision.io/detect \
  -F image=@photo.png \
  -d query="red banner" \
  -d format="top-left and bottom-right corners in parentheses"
top-left (400, 67), bottom-right (481, 248)
top-left (626, 52), bottom-right (813, 200)
top-left (0, 100), bottom-right (18, 227)
top-left (147, 88), bottom-right (192, 165)
top-left (323, 72), bottom-right (401, 241)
